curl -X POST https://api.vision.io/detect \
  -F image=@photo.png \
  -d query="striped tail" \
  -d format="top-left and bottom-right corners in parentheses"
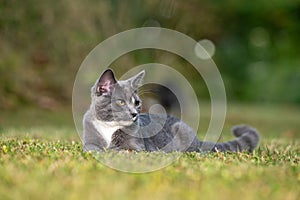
top-left (212, 125), bottom-right (260, 152)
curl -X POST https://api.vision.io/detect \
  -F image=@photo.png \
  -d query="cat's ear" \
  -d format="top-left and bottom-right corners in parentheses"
top-left (129, 70), bottom-right (145, 89)
top-left (96, 69), bottom-right (117, 96)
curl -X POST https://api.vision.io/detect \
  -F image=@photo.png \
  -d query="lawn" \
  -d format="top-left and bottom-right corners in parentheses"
top-left (0, 103), bottom-right (299, 200)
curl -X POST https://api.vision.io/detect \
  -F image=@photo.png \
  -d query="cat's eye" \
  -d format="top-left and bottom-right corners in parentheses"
top-left (134, 100), bottom-right (140, 107)
top-left (117, 100), bottom-right (125, 106)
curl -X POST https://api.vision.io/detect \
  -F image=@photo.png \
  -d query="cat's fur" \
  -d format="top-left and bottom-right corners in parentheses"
top-left (83, 69), bottom-right (259, 152)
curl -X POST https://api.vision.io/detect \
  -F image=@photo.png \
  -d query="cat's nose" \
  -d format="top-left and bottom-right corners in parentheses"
top-left (131, 112), bottom-right (137, 118)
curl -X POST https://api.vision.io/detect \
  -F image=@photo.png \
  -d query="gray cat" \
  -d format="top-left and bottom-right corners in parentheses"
top-left (83, 69), bottom-right (259, 153)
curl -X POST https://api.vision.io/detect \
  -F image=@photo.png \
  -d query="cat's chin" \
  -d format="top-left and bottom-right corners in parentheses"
top-left (105, 120), bottom-right (134, 127)
top-left (119, 121), bottom-right (135, 126)
top-left (132, 116), bottom-right (137, 122)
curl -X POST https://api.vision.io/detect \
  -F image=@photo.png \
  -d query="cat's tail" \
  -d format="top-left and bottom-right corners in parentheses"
top-left (197, 125), bottom-right (260, 152)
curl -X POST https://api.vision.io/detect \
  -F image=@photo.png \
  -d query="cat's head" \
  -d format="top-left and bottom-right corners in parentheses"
top-left (91, 69), bottom-right (145, 126)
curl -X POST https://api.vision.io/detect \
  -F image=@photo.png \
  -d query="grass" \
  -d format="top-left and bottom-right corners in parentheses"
top-left (0, 103), bottom-right (299, 200)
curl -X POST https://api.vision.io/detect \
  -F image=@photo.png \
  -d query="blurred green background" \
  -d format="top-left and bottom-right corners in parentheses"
top-left (1, 0), bottom-right (300, 110)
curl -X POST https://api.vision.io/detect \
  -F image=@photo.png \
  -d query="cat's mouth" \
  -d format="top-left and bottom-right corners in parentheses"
top-left (132, 116), bottom-right (138, 122)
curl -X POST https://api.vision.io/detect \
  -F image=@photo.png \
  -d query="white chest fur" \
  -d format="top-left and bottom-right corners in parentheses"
top-left (92, 120), bottom-right (121, 147)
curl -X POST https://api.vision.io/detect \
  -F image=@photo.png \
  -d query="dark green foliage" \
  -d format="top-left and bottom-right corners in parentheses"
top-left (0, 0), bottom-right (300, 109)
